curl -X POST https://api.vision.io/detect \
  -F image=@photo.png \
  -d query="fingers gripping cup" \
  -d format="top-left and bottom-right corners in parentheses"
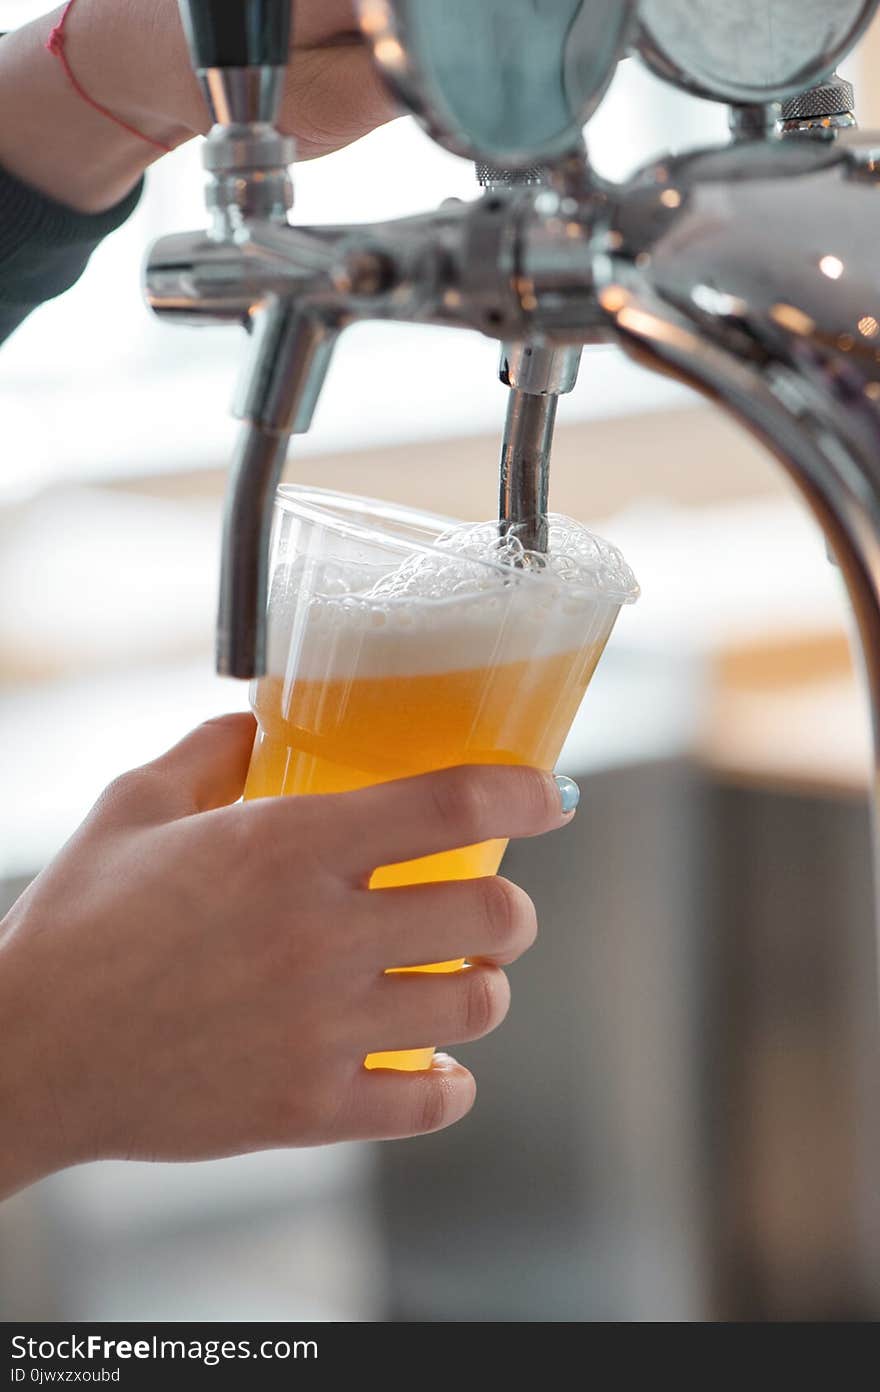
top-left (244, 488), bottom-right (639, 1070)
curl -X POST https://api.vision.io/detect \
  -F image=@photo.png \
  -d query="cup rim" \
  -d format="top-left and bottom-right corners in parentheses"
top-left (274, 484), bottom-right (638, 604)
top-left (275, 483), bottom-right (471, 553)
top-left (275, 484), bottom-right (538, 590)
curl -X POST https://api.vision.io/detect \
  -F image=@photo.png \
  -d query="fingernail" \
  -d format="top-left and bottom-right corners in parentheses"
top-left (554, 774), bottom-right (580, 815)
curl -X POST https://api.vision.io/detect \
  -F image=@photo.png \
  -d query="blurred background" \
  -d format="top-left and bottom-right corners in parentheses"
top-left (3, 2), bottom-right (880, 1322)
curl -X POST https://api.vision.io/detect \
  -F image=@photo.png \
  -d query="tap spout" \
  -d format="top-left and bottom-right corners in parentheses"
top-left (217, 301), bottom-right (339, 678)
top-left (497, 340), bottom-right (582, 555)
top-left (216, 423), bottom-right (289, 679)
top-left (499, 391), bottom-right (556, 554)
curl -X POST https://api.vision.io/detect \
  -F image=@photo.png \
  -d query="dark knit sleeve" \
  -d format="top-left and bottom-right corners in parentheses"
top-left (0, 164), bottom-right (143, 345)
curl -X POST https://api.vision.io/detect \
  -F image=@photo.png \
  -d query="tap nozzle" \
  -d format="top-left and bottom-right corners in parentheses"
top-left (497, 342), bottom-right (581, 555)
top-left (218, 303), bottom-right (339, 679)
top-left (476, 162), bottom-right (583, 555)
top-left (498, 393), bottom-right (556, 556)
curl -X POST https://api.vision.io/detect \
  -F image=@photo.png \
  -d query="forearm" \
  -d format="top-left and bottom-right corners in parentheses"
top-left (0, 4), bottom-right (393, 340)
top-left (0, 2), bottom-right (200, 215)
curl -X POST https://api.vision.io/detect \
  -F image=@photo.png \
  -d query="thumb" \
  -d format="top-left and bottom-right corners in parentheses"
top-left (148, 713), bottom-right (257, 814)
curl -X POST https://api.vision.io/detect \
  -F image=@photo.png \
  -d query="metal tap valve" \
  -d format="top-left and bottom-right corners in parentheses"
top-left (179, 0), bottom-right (295, 234)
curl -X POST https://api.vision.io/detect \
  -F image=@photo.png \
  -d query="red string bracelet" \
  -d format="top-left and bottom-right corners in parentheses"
top-left (45, 0), bottom-right (173, 154)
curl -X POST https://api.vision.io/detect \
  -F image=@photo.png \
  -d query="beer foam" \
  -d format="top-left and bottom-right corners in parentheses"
top-left (265, 514), bottom-right (639, 681)
top-left (367, 516), bottom-right (639, 601)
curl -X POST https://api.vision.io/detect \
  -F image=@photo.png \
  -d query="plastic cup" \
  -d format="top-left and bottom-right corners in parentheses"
top-left (244, 486), bottom-right (638, 1070)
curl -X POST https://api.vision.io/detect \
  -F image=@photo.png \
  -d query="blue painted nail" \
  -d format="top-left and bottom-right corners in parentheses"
top-left (554, 775), bottom-right (580, 815)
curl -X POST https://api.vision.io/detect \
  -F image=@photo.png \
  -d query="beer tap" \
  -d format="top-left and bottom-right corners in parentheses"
top-left (148, 0), bottom-right (880, 750)
top-left (147, 0), bottom-right (880, 740)
top-left (148, 0), bottom-right (880, 698)
top-left (496, 341), bottom-right (576, 557)
top-left (163, 0), bottom-right (342, 678)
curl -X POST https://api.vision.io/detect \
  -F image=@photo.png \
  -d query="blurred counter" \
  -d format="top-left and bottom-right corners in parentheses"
top-left (703, 632), bottom-right (869, 796)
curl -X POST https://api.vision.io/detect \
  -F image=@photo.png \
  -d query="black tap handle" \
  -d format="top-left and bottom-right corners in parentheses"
top-left (178, 1), bottom-right (291, 69)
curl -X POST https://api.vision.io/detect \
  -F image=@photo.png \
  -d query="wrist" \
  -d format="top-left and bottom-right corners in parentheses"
top-left (68, 0), bottom-right (208, 148)
top-left (0, 22), bottom-right (149, 215)
top-left (0, 1), bottom-right (204, 216)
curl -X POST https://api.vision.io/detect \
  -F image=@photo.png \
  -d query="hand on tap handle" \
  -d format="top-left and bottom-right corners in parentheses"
top-left (0, 0), bottom-right (395, 215)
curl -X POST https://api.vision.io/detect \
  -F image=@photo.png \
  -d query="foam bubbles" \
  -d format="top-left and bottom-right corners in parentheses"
top-left (365, 515), bottom-right (639, 605)
top-left (265, 514), bottom-right (638, 681)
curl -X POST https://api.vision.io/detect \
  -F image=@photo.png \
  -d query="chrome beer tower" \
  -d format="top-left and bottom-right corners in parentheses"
top-left (149, 0), bottom-right (880, 692)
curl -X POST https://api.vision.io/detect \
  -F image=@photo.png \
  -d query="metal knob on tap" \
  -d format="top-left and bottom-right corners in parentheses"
top-left (780, 73), bottom-right (857, 135)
